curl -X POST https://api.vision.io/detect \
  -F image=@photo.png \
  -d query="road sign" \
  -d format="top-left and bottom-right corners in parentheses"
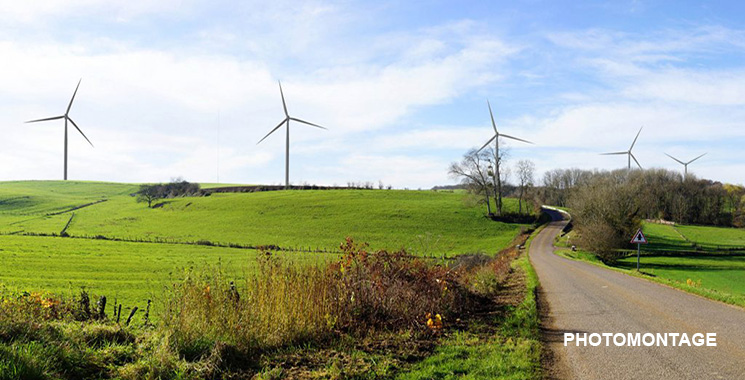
top-left (630, 229), bottom-right (648, 244)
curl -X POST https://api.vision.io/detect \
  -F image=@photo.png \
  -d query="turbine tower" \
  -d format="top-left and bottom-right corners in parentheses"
top-left (601, 127), bottom-right (643, 170)
top-left (257, 81), bottom-right (327, 189)
top-left (665, 153), bottom-right (706, 177)
top-left (477, 99), bottom-right (533, 215)
top-left (26, 79), bottom-right (94, 180)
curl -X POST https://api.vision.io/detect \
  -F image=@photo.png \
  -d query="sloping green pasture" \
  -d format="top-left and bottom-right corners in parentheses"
top-left (0, 181), bottom-right (529, 307)
top-left (1, 181), bottom-right (526, 255)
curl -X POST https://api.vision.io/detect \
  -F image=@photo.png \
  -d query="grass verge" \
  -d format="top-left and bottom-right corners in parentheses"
top-left (397, 229), bottom-right (543, 380)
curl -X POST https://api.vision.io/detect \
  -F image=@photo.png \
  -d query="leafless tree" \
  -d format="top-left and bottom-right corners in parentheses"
top-left (449, 149), bottom-right (494, 215)
top-left (516, 159), bottom-right (535, 214)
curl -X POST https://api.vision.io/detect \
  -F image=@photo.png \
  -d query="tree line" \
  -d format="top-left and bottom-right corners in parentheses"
top-left (535, 168), bottom-right (745, 262)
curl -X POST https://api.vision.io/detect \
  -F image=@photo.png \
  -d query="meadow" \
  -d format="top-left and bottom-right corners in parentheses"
top-left (1, 181), bottom-right (526, 255)
top-left (642, 222), bottom-right (745, 252)
top-left (0, 181), bottom-right (541, 379)
top-left (0, 180), bottom-right (532, 323)
top-left (0, 234), bottom-right (335, 316)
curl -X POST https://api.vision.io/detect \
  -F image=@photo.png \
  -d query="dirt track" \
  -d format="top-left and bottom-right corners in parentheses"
top-left (532, 210), bottom-right (745, 380)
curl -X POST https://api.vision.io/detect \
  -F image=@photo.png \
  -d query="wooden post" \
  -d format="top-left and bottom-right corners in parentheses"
top-left (126, 307), bottom-right (138, 326)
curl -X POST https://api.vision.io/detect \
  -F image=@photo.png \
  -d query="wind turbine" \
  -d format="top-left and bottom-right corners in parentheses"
top-left (665, 152), bottom-right (706, 177)
top-left (477, 99), bottom-right (533, 215)
top-left (26, 79), bottom-right (94, 180)
top-left (477, 100), bottom-right (534, 153)
top-left (257, 81), bottom-right (327, 189)
top-left (601, 127), bottom-right (643, 170)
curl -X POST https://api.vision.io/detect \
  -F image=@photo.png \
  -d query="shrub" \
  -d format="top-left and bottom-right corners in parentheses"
top-left (157, 238), bottom-right (474, 372)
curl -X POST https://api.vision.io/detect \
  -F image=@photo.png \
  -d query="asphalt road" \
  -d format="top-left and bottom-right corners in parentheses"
top-left (532, 209), bottom-right (745, 380)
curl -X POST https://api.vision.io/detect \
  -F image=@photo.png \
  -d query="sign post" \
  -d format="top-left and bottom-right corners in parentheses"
top-left (630, 229), bottom-right (648, 271)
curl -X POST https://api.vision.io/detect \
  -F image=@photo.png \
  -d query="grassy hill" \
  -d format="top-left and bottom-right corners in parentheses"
top-left (1, 181), bottom-right (526, 254)
top-left (0, 181), bottom-right (531, 308)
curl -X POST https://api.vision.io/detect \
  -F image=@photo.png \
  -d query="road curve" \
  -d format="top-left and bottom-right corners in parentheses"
top-left (531, 210), bottom-right (745, 380)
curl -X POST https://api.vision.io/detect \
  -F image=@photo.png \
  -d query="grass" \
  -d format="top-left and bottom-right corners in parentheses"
top-left (615, 254), bottom-right (745, 307)
top-left (640, 223), bottom-right (694, 252)
top-left (0, 234), bottom-right (333, 315)
top-left (0, 232), bottom-right (542, 379)
top-left (0, 180), bottom-right (542, 379)
top-left (1, 181), bottom-right (527, 256)
top-left (675, 224), bottom-right (745, 250)
top-left (398, 228), bottom-right (543, 380)
top-left (0, 180), bottom-right (531, 309)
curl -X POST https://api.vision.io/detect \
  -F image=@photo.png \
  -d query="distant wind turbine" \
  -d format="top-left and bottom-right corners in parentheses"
top-left (477, 99), bottom-right (533, 215)
top-left (601, 127), bottom-right (643, 170)
top-left (257, 81), bottom-right (327, 189)
top-left (665, 152), bottom-right (706, 177)
top-left (477, 100), bottom-right (534, 153)
top-left (26, 79), bottom-right (94, 180)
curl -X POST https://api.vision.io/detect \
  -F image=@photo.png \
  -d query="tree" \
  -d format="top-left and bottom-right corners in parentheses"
top-left (449, 149), bottom-right (494, 215)
top-left (482, 144), bottom-right (509, 216)
top-left (568, 170), bottom-right (641, 263)
top-left (515, 160), bottom-right (535, 214)
top-left (136, 184), bottom-right (162, 208)
top-left (135, 178), bottom-right (201, 208)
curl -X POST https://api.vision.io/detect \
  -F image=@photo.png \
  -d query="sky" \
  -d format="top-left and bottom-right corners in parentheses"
top-left (1, 0), bottom-right (744, 188)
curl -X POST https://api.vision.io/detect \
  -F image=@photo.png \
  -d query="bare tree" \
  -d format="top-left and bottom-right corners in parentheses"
top-left (449, 149), bottom-right (494, 215)
top-left (484, 143), bottom-right (510, 216)
top-left (516, 159), bottom-right (535, 214)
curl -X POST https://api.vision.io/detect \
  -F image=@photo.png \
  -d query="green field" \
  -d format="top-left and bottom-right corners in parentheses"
top-left (0, 234), bottom-right (336, 313)
top-left (561, 221), bottom-right (745, 307)
top-left (0, 181), bottom-right (529, 308)
top-left (1, 181), bottom-right (525, 254)
top-left (642, 221), bottom-right (745, 252)
top-left (616, 254), bottom-right (745, 306)
top-left (641, 223), bottom-right (694, 252)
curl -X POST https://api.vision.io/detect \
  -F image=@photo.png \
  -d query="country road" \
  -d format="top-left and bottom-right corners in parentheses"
top-left (531, 209), bottom-right (745, 380)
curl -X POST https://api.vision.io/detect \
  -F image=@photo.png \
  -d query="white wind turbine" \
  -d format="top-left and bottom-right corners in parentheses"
top-left (257, 81), bottom-right (327, 189)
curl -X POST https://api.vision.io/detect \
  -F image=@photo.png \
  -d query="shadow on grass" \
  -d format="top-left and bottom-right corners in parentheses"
top-left (614, 256), bottom-right (745, 272)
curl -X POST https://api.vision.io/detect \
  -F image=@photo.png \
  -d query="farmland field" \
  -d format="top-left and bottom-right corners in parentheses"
top-left (675, 224), bottom-right (745, 250)
top-left (0, 181), bottom-right (527, 254)
top-left (0, 234), bottom-right (283, 315)
top-left (641, 222), bottom-right (694, 252)
top-left (0, 180), bottom-right (530, 309)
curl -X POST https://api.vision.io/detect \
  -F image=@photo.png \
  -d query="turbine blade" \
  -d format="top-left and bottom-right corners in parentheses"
top-left (67, 78), bottom-right (82, 115)
top-left (687, 153), bottom-right (707, 164)
top-left (487, 99), bottom-right (497, 134)
top-left (600, 151), bottom-right (628, 155)
top-left (629, 126), bottom-right (643, 150)
top-left (664, 153), bottom-right (685, 165)
top-left (257, 118), bottom-right (288, 144)
top-left (477, 135), bottom-right (497, 152)
top-left (25, 115), bottom-right (64, 123)
top-left (278, 81), bottom-right (289, 117)
top-left (289, 117), bottom-right (327, 130)
top-left (630, 152), bottom-right (642, 169)
top-left (500, 133), bottom-right (534, 145)
top-left (67, 117), bottom-right (94, 147)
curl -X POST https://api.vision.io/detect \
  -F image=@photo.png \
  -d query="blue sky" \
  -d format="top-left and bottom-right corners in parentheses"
top-left (1, 0), bottom-right (744, 187)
